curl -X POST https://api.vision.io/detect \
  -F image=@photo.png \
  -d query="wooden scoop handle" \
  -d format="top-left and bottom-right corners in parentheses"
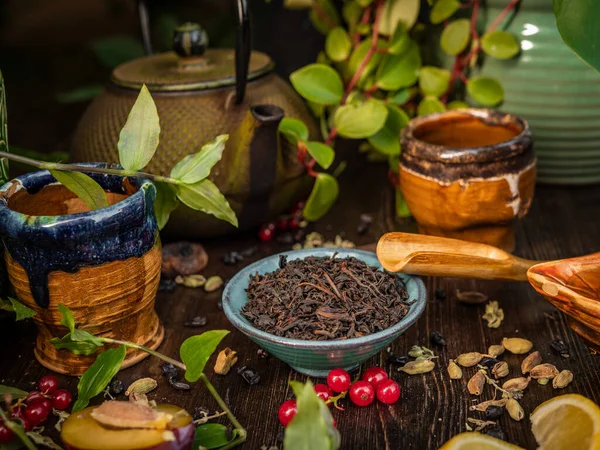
top-left (376, 232), bottom-right (539, 281)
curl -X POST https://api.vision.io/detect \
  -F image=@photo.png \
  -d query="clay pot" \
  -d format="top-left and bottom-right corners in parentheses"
top-left (399, 109), bottom-right (536, 252)
top-left (0, 165), bottom-right (163, 375)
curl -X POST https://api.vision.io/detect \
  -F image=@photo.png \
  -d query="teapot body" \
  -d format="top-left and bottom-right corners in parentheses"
top-left (71, 72), bottom-right (319, 238)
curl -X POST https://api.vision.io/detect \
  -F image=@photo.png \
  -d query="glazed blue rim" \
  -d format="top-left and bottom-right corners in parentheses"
top-left (0, 163), bottom-right (155, 242)
top-left (222, 248), bottom-right (427, 350)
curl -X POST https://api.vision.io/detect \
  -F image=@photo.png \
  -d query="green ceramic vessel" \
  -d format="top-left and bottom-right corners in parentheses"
top-left (222, 248), bottom-right (426, 377)
top-left (472, 0), bottom-right (600, 184)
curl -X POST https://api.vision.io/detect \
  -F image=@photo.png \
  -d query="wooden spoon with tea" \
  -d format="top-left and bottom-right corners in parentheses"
top-left (377, 232), bottom-right (600, 351)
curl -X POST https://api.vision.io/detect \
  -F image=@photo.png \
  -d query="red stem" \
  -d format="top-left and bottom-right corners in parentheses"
top-left (487, 0), bottom-right (521, 33)
top-left (324, 128), bottom-right (338, 146)
top-left (353, 6), bottom-right (373, 47)
top-left (312, 2), bottom-right (337, 31)
top-left (442, 55), bottom-right (462, 103)
top-left (470, 0), bottom-right (480, 40)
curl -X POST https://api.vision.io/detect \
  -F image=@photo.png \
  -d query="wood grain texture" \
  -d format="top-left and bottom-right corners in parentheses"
top-left (1, 155), bottom-right (599, 449)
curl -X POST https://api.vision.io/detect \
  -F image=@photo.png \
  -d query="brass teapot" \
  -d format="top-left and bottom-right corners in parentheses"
top-left (71, 0), bottom-right (318, 238)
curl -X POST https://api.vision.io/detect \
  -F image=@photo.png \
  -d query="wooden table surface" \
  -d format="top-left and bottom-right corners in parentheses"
top-left (1, 158), bottom-right (599, 450)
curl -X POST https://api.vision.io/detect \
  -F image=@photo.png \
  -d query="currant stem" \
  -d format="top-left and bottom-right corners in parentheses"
top-left (100, 338), bottom-right (185, 370)
top-left (487, 0), bottom-right (521, 33)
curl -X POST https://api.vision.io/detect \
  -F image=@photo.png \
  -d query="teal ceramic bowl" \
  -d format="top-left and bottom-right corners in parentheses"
top-left (222, 248), bottom-right (426, 376)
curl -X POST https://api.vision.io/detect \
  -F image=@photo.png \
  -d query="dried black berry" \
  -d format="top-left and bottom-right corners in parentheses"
top-left (430, 331), bottom-right (446, 347)
top-left (550, 339), bottom-right (570, 358)
top-left (435, 288), bottom-right (447, 300)
top-left (293, 230), bottom-right (306, 242)
top-left (485, 405), bottom-right (504, 420)
top-left (109, 379), bottom-right (124, 396)
top-left (386, 355), bottom-right (409, 366)
top-left (222, 251), bottom-right (243, 266)
top-left (279, 255), bottom-right (288, 269)
top-left (484, 425), bottom-right (507, 441)
top-left (192, 406), bottom-right (210, 421)
top-left (168, 378), bottom-right (191, 390)
top-left (240, 246), bottom-right (259, 257)
top-left (158, 277), bottom-right (176, 293)
top-left (185, 316), bottom-right (207, 328)
top-left (257, 349), bottom-right (269, 359)
top-left (238, 366), bottom-right (260, 385)
top-left (276, 233), bottom-right (295, 245)
top-left (357, 222), bottom-right (370, 235)
top-left (162, 363), bottom-right (179, 379)
top-left (217, 301), bottom-right (223, 310)
top-left (479, 357), bottom-right (500, 371)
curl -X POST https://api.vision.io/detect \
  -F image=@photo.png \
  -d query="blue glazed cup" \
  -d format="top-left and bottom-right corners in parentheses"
top-left (223, 248), bottom-right (426, 376)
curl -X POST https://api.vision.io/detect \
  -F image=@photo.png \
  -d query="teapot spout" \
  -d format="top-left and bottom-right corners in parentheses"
top-left (250, 104), bottom-right (284, 125)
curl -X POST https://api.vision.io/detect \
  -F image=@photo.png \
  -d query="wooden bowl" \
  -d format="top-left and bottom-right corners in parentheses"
top-left (0, 165), bottom-right (163, 375)
top-left (399, 109), bottom-right (536, 252)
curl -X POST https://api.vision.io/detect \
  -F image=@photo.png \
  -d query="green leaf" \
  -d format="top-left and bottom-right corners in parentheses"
top-left (375, 42), bottom-right (421, 91)
top-left (72, 346), bottom-right (126, 412)
top-left (49, 170), bottom-right (109, 211)
top-left (342, 2), bottom-right (362, 27)
top-left (91, 36), bottom-right (145, 68)
top-left (58, 303), bottom-right (76, 332)
top-left (387, 89), bottom-right (412, 105)
top-left (333, 99), bottom-right (388, 139)
top-left (348, 39), bottom-right (384, 85)
top-left (50, 303), bottom-right (104, 354)
top-left (368, 105), bottom-right (409, 155)
top-left (316, 51), bottom-right (332, 65)
top-left (56, 84), bottom-right (104, 103)
top-left (170, 135), bottom-right (228, 184)
top-left (0, 385), bottom-right (29, 399)
top-left (194, 424), bottom-right (234, 449)
top-left (303, 173), bottom-right (339, 222)
top-left (0, 409), bottom-right (36, 450)
top-left (467, 76), bottom-right (504, 106)
top-left (309, 0), bottom-right (341, 34)
top-left (325, 27), bottom-right (352, 62)
top-left (8, 298), bottom-right (36, 321)
top-left (395, 188), bottom-right (412, 218)
top-left (481, 30), bottom-right (520, 60)
top-left (418, 66), bottom-right (451, 97)
top-left (176, 180), bottom-right (238, 227)
top-left (379, 0), bottom-right (421, 35)
top-left (440, 19), bottom-right (471, 56)
top-left (554, 0), bottom-right (600, 72)
top-left (0, 71), bottom-right (9, 186)
top-left (279, 118), bottom-right (309, 146)
top-left (180, 330), bottom-right (230, 382)
top-left (25, 431), bottom-right (63, 450)
top-left (305, 142), bottom-right (335, 169)
top-left (117, 84), bottom-right (160, 172)
top-left (290, 64), bottom-right (344, 105)
top-left (447, 100), bottom-right (469, 110)
top-left (430, 0), bottom-right (461, 24)
top-left (284, 380), bottom-right (340, 450)
top-left (417, 96), bottom-right (446, 116)
top-left (388, 24), bottom-right (412, 55)
top-left (154, 182), bottom-right (179, 230)
top-left (49, 334), bottom-right (103, 356)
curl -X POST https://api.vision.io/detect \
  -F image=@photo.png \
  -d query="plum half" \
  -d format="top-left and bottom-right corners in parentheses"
top-left (61, 404), bottom-right (194, 450)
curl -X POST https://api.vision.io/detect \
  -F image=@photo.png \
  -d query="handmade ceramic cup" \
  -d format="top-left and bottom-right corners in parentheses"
top-left (0, 165), bottom-right (163, 375)
top-left (399, 109), bottom-right (536, 252)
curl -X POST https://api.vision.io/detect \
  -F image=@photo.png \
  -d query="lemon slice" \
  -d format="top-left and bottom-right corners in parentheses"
top-left (440, 432), bottom-right (524, 449)
top-left (531, 394), bottom-right (600, 450)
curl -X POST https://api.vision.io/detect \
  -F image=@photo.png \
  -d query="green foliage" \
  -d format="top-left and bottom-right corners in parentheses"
top-left (349, 40), bottom-right (384, 85)
top-left (375, 42), bottom-right (421, 90)
top-left (417, 96), bottom-right (446, 116)
top-left (0, 385), bottom-right (29, 399)
top-left (440, 19), bottom-right (471, 55)
top-left (170, 135), bottom-right (227, 184)
top-left (378, 0), bottom-right (420, 35)
top-left (325, 27), bottom-right (352, 62)
top-left (290, 64), bottom-right (344, 105)
top-left (430, 0), bottom-right (461, 24)
top-left (467, 76), bottom-right (504, 106)
top-left (481, 30), bottom-right (520, 60)
top-left (395, 188), bottom-right (412, 218)
top-left (334, 99), bottom-right (388, 138)
top-left (72, 346), bottom-right (126, 412)
top-left (284, 380), bottom-right (340, 450)
top-left (387, 88), bottom-right (412, 105)
top-left (56, 84), bottom-right (105, 103)
top-left (180, 330), bottom-right (230, 382)
top-left (176, 180), bottom-right (238, 227)
top-left (554, 0), bottom-right (600, 72)
top-left (447, 100), bottom-right (469, 110)
top-left (194, 424), bottom-right (236, 449)
top-left (418, 66), bottom-right (451, 97)
top-left (368, 104), bottom-right (409, 155)
top-left (0, 297), bottom-right (36, 321)
top-left (91, 36), bottom-right (145, 69)
top-left (309, 0), bottom-right (341, 34)
top-left (306, 142), bottom-right (335, 169)
top-left (0, 409), bottom-right (36, 450)
top-left (279, 118), bottom-right (309, 145)
top-left (387, 25), bottom-right (412, 55)
top-left (49, 303), bottom-right (104, 356)
top-left (154, 182), bottom-right (179, 230)
top-left (49, 170), bottom-right (109, 211)
top-left (303, 173), bottom-right (339, 222)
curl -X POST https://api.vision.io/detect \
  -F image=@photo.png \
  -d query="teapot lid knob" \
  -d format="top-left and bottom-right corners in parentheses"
top-left (173, 23), bottom-right (209, 58)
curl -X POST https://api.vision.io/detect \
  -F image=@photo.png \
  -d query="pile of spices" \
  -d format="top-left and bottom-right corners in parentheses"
top-left (241, 255), bottom-right (410, 340)
top-left (292, 232), bottom-right (355, 251)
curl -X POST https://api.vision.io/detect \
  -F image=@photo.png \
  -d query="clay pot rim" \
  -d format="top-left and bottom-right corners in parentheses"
top-left (0, 163), bottom-right (156, 242)
top-left (401, 108), bottom-right (531, 164)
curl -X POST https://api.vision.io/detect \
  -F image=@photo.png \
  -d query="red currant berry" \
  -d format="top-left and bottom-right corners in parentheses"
top-left (292, 201), bottom-right (305, 214)
top-left (362, 367), bottom-right (388, 389)
top-left (277, 399), bottom-right (297, 427)
top-left (26, 391), bottom-right (45, 405)
top-left (288, 217), bottom-right (300, 230)
top-left (277, 217), bottom-right (288, 231)
top-left (327, 368), bottom-right (351, 393)
top-left (349, 381), bottom-right (375, 407)
top-left (376, 379), bottom-right (401, 405)
top-left (51, 389), bottom-right (72, 410)
top-left (258, 224), bottom-right (275, 242)
top-left (314, 383), bottom-right (333, 402)
top-left (24, 402), bottom-right (50, 426)
top-left (38, 375), bottom-right (59, 394)
top-left (0, 421), bottom-right (13, 444)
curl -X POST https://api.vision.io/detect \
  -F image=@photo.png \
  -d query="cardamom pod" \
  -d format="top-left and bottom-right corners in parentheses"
top-left (502, 337), bottom-right (533, 354)
top-left (214, 347), bottom-right (238, 375)
top-left (175, 274), bottom-right (206, 288)
top-left (530, 363), bottom-right (559, 380)
top-left (537, 378), bottom-right (550, 385)
top-left (399, 360), bottom-right (435, 375)
top-left (488, 344), bottom-right (505, 357)
top-left (470, 398), bottom-right (508, 412)
top-left (506, 398), bottom-right (524, 421)
top-left (553, 370), bottom-right (574, 389)
top-left (447, 360), bottom-right (463, 380)
top-left (492, 361), bottom-right (509, 379)
top-left (521, 351), bottom-right (542, 374)
top-left (482, 301), bottom-right (504, 328)
top-left (204, 276), bottom-right (224, 292)
top-left (408, 345), bottom-right (435, 359)
top-left (125, 377), bottom-right (158, 398)
top-left (467, 370), bottom-right (486, 395)
top-left (456, 289), bottom-right (488, 304)
top-left (502, 376), bottom-right (530, 392)
top-left (456, 352), bottom-right (485, 367)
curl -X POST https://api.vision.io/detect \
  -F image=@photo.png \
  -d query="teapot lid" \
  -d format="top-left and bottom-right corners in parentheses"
top-left (111, 23), bottom-right (274, 92)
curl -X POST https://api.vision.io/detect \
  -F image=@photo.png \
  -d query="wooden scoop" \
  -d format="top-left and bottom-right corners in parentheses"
top-left (377, 232), bottom-right (600, 351)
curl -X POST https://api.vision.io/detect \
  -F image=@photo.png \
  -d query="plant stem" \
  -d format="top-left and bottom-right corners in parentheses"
top-left (101, 338), bottom-right (186, 370)
top-left (353, 6), bottom-right (373, 47)
top-left (324, 128), bottom-right (338, 146)
top-left (487, 0), bottom-right (521, 33)
top-left (470, 0), bottom-right (480, 40)
top-left (0, 408), bottom-right (36, 450)
top-left (312, 2), bottom-right (337, 31)
top-left (0, 151), bottom-right (181, 185)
